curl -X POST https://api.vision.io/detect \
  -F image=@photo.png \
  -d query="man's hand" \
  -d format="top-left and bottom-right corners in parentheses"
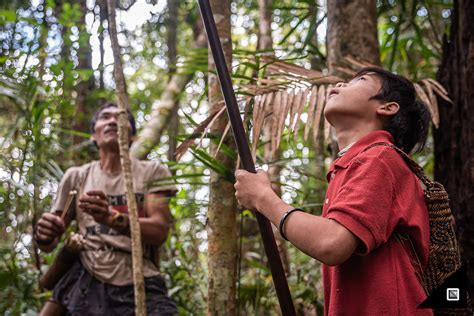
top-left (79, 190), bottom-right (113, 224)
top-left (234, 169), bottom-right (276, 211)
top-left (35, 212), bottom-right (65, 245)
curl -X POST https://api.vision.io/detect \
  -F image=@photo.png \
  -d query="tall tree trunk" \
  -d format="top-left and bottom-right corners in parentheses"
top-left (326, 0), bottom-right (380, 154)
top-left (434, 0), bottom-right (474, 308)
top-left (130, 24), bottom-right (207, 159)
top-left (206, 0), bottom-right (238, 315)
top-left (327, 0), bottom-right (380, 77)
top-left (98, 0), bottom-right (107, 90)
top-left (106, 0), bottom-right (147, 314)
top-left (54, 0), bottom-right (78, 164)
top-left (258, 0), bottom-right (290, 276)
top-left (309, 1), bottom-right (324, 70)
top-left (257, 0), bottom-right (273, 51)
top-left (73, 0), bottom-right (94, 164)
top-left (166, 0), bottom-right (179, 163)
top-left (309, 0), bottom-right (329, 213)
top-left (37, 4), bottom-right (48, 79)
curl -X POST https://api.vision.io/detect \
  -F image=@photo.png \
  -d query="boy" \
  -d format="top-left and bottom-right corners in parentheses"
top-left (234, 68), bottom-right (433, 315)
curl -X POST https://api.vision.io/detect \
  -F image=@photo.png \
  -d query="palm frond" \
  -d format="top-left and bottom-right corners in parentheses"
top-left (175, 55), bottom-right (452, 161)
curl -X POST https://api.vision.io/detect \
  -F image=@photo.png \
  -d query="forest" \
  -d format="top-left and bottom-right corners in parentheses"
top-left (0, 0), bottom-right (473, 315)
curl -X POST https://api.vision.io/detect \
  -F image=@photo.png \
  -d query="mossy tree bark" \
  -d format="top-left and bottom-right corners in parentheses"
top-left (206, 0), bottom-right (238, 314)
top-left (327, 0), bottom-right (380, 76)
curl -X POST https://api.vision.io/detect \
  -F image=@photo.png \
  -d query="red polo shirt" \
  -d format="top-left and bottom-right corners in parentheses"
top-left (322, 130), bottom-right (432, 316)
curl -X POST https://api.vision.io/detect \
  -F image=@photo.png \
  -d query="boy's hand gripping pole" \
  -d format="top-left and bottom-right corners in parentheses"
top-left (197, 0), bottom-right (296, 314)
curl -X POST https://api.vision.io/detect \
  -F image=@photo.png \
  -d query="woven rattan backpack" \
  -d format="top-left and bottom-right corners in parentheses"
top-left (365, 142), bottom-right (462, 296)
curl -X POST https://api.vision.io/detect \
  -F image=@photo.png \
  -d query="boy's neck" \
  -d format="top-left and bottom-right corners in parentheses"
top-left (334, 123), bottom-right (382, 150)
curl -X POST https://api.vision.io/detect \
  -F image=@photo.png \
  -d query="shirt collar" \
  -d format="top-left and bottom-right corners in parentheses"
top-left (327, 130), bottom-right (394, 179)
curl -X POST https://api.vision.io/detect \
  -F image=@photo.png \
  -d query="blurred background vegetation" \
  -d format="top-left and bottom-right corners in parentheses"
top-left (0, 0), bottom-right (460, 314)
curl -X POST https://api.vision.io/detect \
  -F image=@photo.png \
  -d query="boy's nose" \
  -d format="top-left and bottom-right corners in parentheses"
top-left (335, 82), bottom-right (346, 88)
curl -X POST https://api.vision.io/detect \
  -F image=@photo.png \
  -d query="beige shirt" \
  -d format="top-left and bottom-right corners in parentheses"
top-left (51, 158), bottom-right (176, 286)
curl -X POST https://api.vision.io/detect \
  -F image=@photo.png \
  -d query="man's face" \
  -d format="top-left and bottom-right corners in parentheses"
top-left (324, 73), bottom-right (383, 126)
top-left (91, 106), bottom-right (132, 149)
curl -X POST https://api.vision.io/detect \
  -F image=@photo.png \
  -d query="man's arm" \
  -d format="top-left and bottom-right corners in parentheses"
top-left (234, 170), bottom-right (359, 266)
top-left (80, 190), bottom-right (172, 246)
top-left (139, 191), bottom-right (172, 246)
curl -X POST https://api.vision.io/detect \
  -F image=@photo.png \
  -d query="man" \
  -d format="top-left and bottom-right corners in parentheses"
top-left (34, 103), bottom-right (177, 315)
top-left (234, 68), bottom-right (433, 315)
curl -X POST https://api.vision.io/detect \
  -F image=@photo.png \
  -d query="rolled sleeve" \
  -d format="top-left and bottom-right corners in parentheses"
top-left (326, 156), bottom-right (395, 255)
top-left (50, 167), bottom-right (80, 213)
top-left (146, 164), bottom-right (177, 196)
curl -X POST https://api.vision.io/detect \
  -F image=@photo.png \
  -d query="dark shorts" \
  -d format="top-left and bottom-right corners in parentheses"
top-left (53, 261), bottom-right (177, 316)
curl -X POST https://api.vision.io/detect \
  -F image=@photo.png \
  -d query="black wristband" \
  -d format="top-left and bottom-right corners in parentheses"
top-left (278, 208), bottom-right (303, 241)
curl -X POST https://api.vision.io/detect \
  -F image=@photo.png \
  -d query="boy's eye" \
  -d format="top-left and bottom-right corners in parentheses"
top-left (357, 76), bottom-right (366, 81)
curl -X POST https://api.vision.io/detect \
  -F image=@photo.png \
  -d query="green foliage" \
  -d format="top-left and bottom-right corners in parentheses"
top-left (0, 72), bottom-right (62, 315)
top-left (378, 0), bottom-right (452, 78)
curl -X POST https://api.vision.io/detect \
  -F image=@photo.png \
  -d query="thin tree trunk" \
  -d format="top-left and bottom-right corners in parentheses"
top-left (167, 105), bottom-right (179, 163)
top-left (73, 0), bottom-right (94, 164)
top-left (55, 0), bottom-right (75, 165)
top-left (434, 0), bottom-right (474, 308)
top-left (166, 0), bottom-right (179, 163)
top-left (310, 0), bottom-right (327, 211)
top-left (309, 1), bottom-right (324, 70)
top-left (98, 0), bottom-right (107, 90)
top-left (130, 26), bottom-right (207, 159)
top-left (167, 0), bottom-right (178, 75)
top-left (207, 0), bottom-right (238, 314)
top-left (37, 4), bottom-right (48, 79)
top-left (106, 0), bottom-right (146, 314)
top-left (257, 0), bottom-right (273, 52)
top-left (258, 0), bottom-right (290, 276)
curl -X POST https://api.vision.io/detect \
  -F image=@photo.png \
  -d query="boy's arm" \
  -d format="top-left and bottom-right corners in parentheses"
top-left (235, 170), bottom-right (359, 266)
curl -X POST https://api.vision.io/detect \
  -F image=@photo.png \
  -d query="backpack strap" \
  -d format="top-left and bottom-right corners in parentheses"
top-left (363, 142), bottom-right (434, 188)
top-left (363, 142), bottom-right (429, 291)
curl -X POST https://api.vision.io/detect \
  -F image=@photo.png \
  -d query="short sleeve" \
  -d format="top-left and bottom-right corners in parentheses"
top-left (146, 163), bottom-right (177, 196)
top-left (326, 155), bottom-right (396, 255)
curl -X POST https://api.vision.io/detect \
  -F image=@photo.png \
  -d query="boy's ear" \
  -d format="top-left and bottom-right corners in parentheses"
top-left (377, 101), bottom-right (400, 117)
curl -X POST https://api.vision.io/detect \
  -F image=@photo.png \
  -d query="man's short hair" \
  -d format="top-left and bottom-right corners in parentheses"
top-left (90, 102), bottom-right (137, 136)
top-left (353, 67), bottom-right (431, 153)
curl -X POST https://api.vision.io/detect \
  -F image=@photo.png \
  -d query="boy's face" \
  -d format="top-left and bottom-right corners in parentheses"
top-left (91, 106), bottom-right (132, 149)
top-left (324, 72), bottom-right (384, 127)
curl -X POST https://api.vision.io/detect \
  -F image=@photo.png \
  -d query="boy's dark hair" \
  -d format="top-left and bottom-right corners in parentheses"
top-left (354, 67), bottom-right (431, 153)
top-left (90, 102), bottom-right (137, 136)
